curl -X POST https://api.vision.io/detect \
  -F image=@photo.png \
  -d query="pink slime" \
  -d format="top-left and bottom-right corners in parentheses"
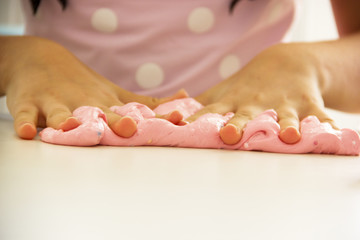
top-left (40, 98), bottom-right (360, 155)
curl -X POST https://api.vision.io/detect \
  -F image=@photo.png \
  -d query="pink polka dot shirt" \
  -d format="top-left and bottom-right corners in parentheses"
top-left (21, 0), bottom-right (298, 97)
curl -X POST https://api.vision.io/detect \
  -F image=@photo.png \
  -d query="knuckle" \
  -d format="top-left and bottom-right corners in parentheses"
top-left (251, 93), bottom-right (265, 103)
top-left (278, 110), bottom-right (297, 120)
top-left (235, 110), bottom-right (253, 120)
top-left (205, 105), bottom-right (218, 113)
top-left (13, 104), bottom-right (36, 116)
top-left (302, 94), bottom-right (323, 109)
top-left (135, 96), bottom-right (159, 108)
top-left (319, 117), bottom-right (333, 122)
top-left (149, 98), bottom-right (160, 108)
top-left (276, 104), bottom-right (298, 117)
top-left (14, 106), bottom-right (31, 114)
top-left (202, 104), bottom-right (219, 113)
top-left (208, 102), bottom-right (231, 113)
top-left (46, 107), bottom-right (69, 119)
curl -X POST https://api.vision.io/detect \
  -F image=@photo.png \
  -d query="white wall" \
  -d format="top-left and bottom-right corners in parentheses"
top-left (0, 0), bottom-right (23, 25)
top-left (0, 0), bottom-right (340, 116)
top-left (290, 0), bottom-right (338, 42)
top-left (0, 0), bottom-right (24, 35)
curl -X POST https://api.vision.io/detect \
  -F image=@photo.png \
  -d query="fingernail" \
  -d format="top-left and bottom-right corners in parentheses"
top-left (279, 127), bottom-right (301, 144)
top-left (59, 117), bottom-right (81, 131)
top-left (220, 124), bottom-right (242, 145)
top-left (18, 122), bottom-right (37, 140)
top-left (166, 110), bottom-right (183, 124)
top-left (113, 116), bottom-right (137, 138)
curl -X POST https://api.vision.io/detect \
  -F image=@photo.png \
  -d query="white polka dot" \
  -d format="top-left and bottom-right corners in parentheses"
top-left (219, 55), bottom-right (241, 79)
top-left (135, 63), bottom-right (164, 89)
top-left (91, 8), bottom-right (118, 33)
top-left (187, 7), bottom-right (215, 33)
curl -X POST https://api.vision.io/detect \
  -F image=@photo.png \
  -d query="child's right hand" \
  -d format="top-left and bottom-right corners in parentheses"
top-left (0, 36), bottom-right (186, 140)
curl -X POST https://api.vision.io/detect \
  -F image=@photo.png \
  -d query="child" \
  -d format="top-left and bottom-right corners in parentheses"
top-left (0, 0), bottom-right (359, 145)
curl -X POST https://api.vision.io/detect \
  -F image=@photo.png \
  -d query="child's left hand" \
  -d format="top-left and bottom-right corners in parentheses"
top-left (188, 43), bottom-right (337, 145)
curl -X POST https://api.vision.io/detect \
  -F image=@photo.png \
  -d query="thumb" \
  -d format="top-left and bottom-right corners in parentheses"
top-left (119, 88), bottom-right (189, 109)
top-left (157, 89), bottom-right (189, 105)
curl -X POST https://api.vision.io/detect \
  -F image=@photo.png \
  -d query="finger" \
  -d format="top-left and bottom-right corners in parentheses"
top-left (104, 108), bottom-right (137, 138)
top-left (37, 115), bottom-right (47, 128)
top-left (13, 103), bottom-right (38, 140)
top-left (159, 88), bottom-right (189, 103)
top-left (59, 117), bottom-right (81, 131)
top-left (277, 108), bottom-right (301, 144)
top-left (305, 107), bottom-right (339, 130)
top-left (155, 110), bottom-right (183, 125)
top-left (186, 102), bottom-right (234, 123)
top-left (42, 103), bottom-right (80, 131)
top-left (220, 107), bottom-right (261, 145)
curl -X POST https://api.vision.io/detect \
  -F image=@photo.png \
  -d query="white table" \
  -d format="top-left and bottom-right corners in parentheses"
top-left (1, 110), bottom-right (360, 240)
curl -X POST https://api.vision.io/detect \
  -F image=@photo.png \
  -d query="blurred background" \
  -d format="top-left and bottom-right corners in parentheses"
top-left (0, 0), bottom-right (339, 115)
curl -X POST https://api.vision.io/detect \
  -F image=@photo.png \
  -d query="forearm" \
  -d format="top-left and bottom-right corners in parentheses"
top-left (285, 33), bottom-right (360, 112)
top-left (297, 32), bottom-right (360, 113)
top-left (310, 0), bottom-right (360, 113)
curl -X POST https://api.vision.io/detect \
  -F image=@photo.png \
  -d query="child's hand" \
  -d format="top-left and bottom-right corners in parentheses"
top-left (188, 43), bottom-right (337, 145)
top-left (0, 36), bottom-right (186, 140)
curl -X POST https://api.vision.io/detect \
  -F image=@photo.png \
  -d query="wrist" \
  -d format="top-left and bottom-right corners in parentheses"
top-left (261, 42), bottom-right (326, 90)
